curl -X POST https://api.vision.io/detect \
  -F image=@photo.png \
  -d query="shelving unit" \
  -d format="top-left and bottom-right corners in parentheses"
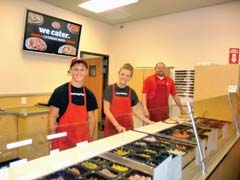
top-left (174, 69), bottom-right (194, 101)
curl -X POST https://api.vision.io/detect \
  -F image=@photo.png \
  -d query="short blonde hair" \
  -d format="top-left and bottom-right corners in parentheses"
top-left (119, 63), bottom-right (134, 77)
top-left (155, 62), bottom-right (165, 69)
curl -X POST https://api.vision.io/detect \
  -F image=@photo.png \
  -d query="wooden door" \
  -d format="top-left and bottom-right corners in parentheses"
top-left (128, 69), bottom-right (144, 99)
top-left (83, 58), bottom-right (103, 124)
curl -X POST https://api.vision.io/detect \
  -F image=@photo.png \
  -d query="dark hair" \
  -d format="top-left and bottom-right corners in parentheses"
top-left (70, 58), bottom-right (88, 69)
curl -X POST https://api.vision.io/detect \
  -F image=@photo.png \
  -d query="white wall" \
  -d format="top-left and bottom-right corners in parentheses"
top-left (0, 0), bottom-right (239, 94)
top-left (109, 1), bottom-right (240, 83)
top-left (0, 0), bottom-right (112, 94)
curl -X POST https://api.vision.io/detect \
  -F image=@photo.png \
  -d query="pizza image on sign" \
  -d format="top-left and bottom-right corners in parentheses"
top-left (28, 12), bottom-right (44, 25)
top-left (67, 23), bottom-right (80, 34)
top-left (58, 45), bottom-right (76, 56)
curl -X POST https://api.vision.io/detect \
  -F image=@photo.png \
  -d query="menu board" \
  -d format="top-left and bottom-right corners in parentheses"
top-left (23, 9), bottom-right (82, 57)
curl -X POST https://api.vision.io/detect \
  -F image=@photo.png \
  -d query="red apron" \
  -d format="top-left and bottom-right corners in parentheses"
top-left (51, 83), bottom-right (92, 151)
top-left (104, 85), bottom-right (133, 137)
top-left (147, 78), bottom-right (169, 122)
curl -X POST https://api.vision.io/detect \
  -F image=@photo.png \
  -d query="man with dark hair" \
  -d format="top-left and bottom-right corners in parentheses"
top-left (48, 58), bottom-right (98, 150)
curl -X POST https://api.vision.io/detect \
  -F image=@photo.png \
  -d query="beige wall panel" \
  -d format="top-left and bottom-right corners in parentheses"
top-left (143, 69), bottom-right (155, 79)
top-left (128, 69), bottom-right (144, 99)
top-left (0, 94), bottom-right (50, 108)
top-left (194, 64), bottom-right (240, 122)
top-left (193, 94), bottom-right (238, 122)
top-left (194, 64), bottom-right (240, 101)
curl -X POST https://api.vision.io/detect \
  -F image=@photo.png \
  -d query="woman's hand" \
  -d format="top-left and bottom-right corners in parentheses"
top-left (144, 117), bottom-right (155, 124)
top-left (143, 108), bottom-right (150, 118)
top-left (115, 125), bottom-right (126, 133)
top-left (148, 120), bottom-right (155, 124)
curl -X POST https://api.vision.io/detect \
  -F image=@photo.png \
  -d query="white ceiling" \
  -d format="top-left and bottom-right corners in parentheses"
top-left (41, 0), bottom-right (238, 25)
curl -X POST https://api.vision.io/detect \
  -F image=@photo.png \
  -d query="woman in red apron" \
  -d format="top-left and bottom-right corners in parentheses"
top-left (104, 84), bottom-right (133, 137)
top-left (103, 63), bottom-right (153, 137)
top-left (48, 58), bottom-right (97, 151)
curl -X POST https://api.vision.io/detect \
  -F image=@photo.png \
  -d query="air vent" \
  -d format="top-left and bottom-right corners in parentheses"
top-left (174, 69), bottom-right (194, 103)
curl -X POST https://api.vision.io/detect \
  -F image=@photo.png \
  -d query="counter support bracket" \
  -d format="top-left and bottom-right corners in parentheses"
top-left (187, 102), bottom-right (207, 175)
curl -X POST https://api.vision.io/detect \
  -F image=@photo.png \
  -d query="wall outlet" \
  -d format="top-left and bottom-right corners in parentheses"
top-left (228, 85), bottom-right (237, 93)
top-left (21, 97), bottom-right (27, 105)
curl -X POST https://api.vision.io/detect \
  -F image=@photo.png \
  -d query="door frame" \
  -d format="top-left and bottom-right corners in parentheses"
top-left (80, 51), bottom-right (109, 130)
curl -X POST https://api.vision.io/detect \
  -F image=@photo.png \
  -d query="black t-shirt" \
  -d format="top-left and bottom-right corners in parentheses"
top-left (48, 82), bottom-right (98, 122)
top-left (103, 83), bottom-right (139, 106)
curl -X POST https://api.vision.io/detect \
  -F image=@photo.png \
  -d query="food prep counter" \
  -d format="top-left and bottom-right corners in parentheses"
top-left (135, 117), bottom-right (239, 180)
top-left (1, 118), bottom-right (239, 180)
top-left (1, 131), bottom-right (148, 180)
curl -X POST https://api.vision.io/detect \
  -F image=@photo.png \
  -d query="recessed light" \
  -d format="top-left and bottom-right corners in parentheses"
top-left (78, 0), bottom-right (138, 13)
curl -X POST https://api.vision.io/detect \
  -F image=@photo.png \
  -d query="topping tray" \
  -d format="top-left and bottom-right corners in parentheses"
top-left (157, 123), bottom-right (210, 144)
top-left (37, 170), bottom-right (80, 180)
top-left (85, 172), bottom-right (108, 180)
top-left (37, 156), bottom-right (139, 180)
top-left (194, 118), bottom-right (230, 129)
top-left (109, 135), bottom-right (195, 168)
top-left (124, 170), bottom-right (152, 180)
top-left (157, 118), bottom-right (231, 144)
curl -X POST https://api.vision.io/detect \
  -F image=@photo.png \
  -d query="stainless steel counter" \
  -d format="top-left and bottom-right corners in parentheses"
top-left (0, 106), bottom-right (49, 116)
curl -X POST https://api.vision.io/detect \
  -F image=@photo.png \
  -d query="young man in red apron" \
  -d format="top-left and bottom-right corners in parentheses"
top-left (103, 63), bottom-right (154, 137)
top-left (142, 62), bottom-right (185, 122)
top-left (48, 58), bottom-right (98, 151)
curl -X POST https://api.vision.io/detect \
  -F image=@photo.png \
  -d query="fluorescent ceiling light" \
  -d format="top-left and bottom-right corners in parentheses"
top-left (78, 0), bottom-right (138, 13)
